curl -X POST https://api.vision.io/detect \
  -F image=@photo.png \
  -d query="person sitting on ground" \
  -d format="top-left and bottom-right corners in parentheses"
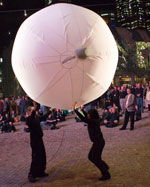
top-left (135, 105), bottom-right (141, 121)
top-left (104, 107), bottom-right (119, 128)
top-left (46, 109), bottom-right (58, 130)
top-left (103, 98), bottom-right (112, 109)
top-left (56, 109), bottom-right (66, 122)
top-left (1, 113), bottom-right (16, 133)
top-left (101, 108), bottom-right (110, 126)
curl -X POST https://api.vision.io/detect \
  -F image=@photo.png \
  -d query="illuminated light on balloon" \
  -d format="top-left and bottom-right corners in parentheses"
top-left (12, 3), bottom-right (118, 109)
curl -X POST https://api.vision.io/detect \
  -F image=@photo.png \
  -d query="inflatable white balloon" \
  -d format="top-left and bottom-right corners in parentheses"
top-left (12, 3), bottom-right (118, 109)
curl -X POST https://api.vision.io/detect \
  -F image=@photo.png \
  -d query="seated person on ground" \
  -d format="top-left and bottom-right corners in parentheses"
top-left (101, 108), bottom-right (110, 125)
top-left (46, 109), bottom-right (58, 129)
top-left (104, 107), bottom-right (119, 128)
top-left (103, 98), bottom-right (112, 109)
top-left (1, 113), bottom-right (16, 133)
top-left (56, 109), bottom-right (66, 122)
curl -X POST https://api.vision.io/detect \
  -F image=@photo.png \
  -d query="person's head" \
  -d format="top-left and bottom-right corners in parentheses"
top-left (104, 108), bottom-right (108, 113)
top-left (26, 106), bottom-right (34, 116)
top-left (39, 109), bottom-right (42, 113)
top-left (5, 97), bottom-right (8, 101)
top-left (137, 83), bottom-right (141, 88)
top-left (87, 109), bottom-right (99, 120)
top-left (127, 88), bottom-right (131, 94)
top-left (121, 86), bottom-right (124, 91)
top-left (5, 113), bottom-right (9, 117)
top-left (117, 86), bottom-right (121, 91)
top-left (35, 111), bottom-right (39, 116)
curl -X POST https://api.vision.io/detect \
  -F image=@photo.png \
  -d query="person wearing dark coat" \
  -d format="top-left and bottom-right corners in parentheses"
top-left (1, 113), bottom-right (16, 133)
top-left (26, 102), bottom-right (51, 182)
top-left (74, 103), bottom-right (110, 181)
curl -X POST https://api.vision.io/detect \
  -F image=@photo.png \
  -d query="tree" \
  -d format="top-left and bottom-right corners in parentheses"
top-left (2, 41), bottom-right (24, 97)
top-left (117, 39), bottom-right (143, 85)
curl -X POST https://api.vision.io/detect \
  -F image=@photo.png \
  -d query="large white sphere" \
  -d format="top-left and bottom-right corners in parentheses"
top-left (12, 3), bottom-right (118, 109)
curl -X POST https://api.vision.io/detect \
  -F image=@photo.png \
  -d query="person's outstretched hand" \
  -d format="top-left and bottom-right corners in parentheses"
top-left (73, 102), bottom-right (78, 110)
top-left (80, 105), bottom-right (84, 110)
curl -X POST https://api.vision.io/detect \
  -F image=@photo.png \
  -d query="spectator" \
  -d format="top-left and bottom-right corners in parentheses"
top-left (16, 96), bottom-right (21, 115)
top-left (104, 107), bottom-right (119, 128)
top-left (120, 88), bottom-right (136, 131)
top-left (57, 109), bottom-right (66, 122)
top-left (112, 86), bottom-right (120, 111)
top-left (19, 96), bottom-right (27, 120)
top-left (1, 113), bottom-right (16, 133)
top-left (145, 86), bottom-right (150, 116)
top-left (46, 109), bottom-right (58, 130)
top-left (0, 99), bottom-right (4, 115)
top-left (135, 105), bottom-right (141, 121)
top-left (3, 98), bottom-right (10, 115)
top-left (119, 86), bottom-right (127, 115)
top-left (0, 113), bottom-right (4, 129)
top-left (101, 108), bottom-right (110, 125)
top-left (135, 83), bottom-right (143, 112)
top-left (103, 98), bottom-right (112, 109)
top-left (75, 106), bottom-right (85, 122)
top-left (10, 97), bottom-right (17, 115)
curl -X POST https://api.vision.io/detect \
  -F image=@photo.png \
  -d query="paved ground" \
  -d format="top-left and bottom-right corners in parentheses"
top-left (0, 111), bottom-right (150, 187)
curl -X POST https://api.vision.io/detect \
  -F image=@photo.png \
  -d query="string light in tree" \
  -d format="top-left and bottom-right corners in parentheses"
top-left (24, 10), bottom-right (27, 16)
top-left (0, 0), bottom-right (3, 6)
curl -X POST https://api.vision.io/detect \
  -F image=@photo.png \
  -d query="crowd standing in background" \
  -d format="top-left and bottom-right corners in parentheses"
top-left (0, 83), bottom-right (150, 133)
top-left (75, 83), bottom-right (150, 129)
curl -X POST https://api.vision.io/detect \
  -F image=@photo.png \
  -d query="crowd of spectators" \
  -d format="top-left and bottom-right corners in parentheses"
top-left (1, 82), bottom-right (150, 133)
top-left (75, 83), bottom-right (150, 128)
top-left (0, 95), bottom-right (68, 133)
top-left (99, 83), bottom-right (150, 127)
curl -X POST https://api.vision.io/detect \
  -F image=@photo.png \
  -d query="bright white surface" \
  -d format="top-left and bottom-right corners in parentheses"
top-left (12, 3), bottom-right (118, 109)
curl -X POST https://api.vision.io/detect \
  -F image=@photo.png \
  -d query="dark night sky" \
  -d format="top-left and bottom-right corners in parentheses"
top-left (0, 0), bottom-right (116, 54)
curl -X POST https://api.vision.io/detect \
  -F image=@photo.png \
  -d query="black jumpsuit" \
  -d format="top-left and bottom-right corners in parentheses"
top-left (75, 109), bottom-right (109, 176)
top-left (26, 110), bottom-right (50, 177)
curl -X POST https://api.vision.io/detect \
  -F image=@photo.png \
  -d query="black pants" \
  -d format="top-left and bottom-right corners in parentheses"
top-left (88, 140), bottom-right (109, 176)
top-left (30, 139), bottom-right (46, 177)
top-left (122, 110), bottom-right (135, 129)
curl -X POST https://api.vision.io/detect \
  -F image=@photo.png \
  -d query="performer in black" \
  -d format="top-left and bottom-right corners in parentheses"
top-left (26, 102), bottom-right (51, 182)
top-left (73, 103), bottom-right (110, 181)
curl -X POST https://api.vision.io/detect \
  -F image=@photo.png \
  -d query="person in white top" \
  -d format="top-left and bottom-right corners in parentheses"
top-left (120, 88), bottom-right (136, 131)
top-left (145, 86), bottom-right (150, 115)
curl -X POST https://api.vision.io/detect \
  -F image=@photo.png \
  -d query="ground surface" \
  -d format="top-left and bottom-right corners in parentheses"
top-left (0, 111), bottom-right (150, 187)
